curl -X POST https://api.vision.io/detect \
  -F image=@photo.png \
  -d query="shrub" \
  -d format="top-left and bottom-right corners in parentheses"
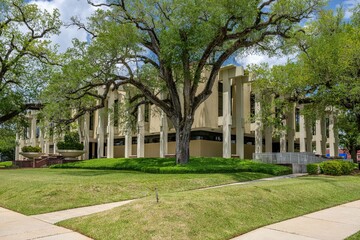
top-left (320, 160), bottom-right (354, 176)
top-left (0, 161), bottom-right (13, 168)
top-left (57, 132), bottom-right (84, 150)
top-left (21, 146), bottom-right (41, 152)
top-left (307, 163), bottom-right (320, 175)
top-left (340, 161), bottom-right (354, 175)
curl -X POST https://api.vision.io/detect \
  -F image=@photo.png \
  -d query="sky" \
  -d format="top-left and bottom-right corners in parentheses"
top-left (28, 0), bottom-right (360, 67)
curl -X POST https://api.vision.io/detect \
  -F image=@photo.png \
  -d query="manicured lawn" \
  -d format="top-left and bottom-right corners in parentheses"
top-left (0, 168), bottom-right (271, 215)
top-left (51, 157), bottom-right (291, 175)
top-left (347, 231), bottom-right (360, 240)
top-left (59, 175), bottom-right (360, 240)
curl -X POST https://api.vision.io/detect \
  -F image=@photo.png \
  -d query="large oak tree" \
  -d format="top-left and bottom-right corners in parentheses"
top-left (44, 0), bottom-right (324, 164)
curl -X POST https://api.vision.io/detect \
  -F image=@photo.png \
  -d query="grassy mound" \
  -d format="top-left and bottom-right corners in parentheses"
top-left (51, 157), bottom-right (291, 175)
top-left (59, 175), bottom-right (360, 240)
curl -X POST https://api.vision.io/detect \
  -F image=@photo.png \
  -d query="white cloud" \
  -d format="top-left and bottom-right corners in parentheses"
top-left (235, 50), bottom-right (297, 68)
top-left (29, 0), bottom-right (97, 52)
top-left (336, 0), bottom-right (360, 19)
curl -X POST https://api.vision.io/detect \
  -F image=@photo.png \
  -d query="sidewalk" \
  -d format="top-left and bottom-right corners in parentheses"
top-left (31, 200), bottom-right (134, 224)
top-left (233, 200), bottom-right (360, 240)
top-left (0, 207), bottom-right (91, 240)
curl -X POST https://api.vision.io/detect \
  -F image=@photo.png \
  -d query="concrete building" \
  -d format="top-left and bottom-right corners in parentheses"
top-left (16, 65), bottom-right (339, 161)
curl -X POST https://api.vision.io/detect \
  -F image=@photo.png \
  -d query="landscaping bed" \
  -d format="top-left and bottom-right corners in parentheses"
top-left (51, 157), bottom-right (292, 176)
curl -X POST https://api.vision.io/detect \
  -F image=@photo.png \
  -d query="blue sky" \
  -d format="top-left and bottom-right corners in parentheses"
top-left (29, 0), bottom-right (360, 67)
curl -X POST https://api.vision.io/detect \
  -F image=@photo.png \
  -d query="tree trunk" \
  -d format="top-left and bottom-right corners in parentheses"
top-left (174, 118), bottom-right (193, 164)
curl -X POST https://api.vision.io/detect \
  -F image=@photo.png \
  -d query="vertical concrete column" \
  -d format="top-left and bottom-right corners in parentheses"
top-left (107, 92), bottom-right (115, 158)
top-left (315, 117), bottom-right (326, 155)
top-left (43, 127), bottom-right (50, 155)
top-left (254, 94), bottom-right (263, 154)
top-left (125, 129), bottom-right (132, 158)
top-left (160, 108), bottom-right (168, 158)
top-left (329, 113), bottom-right (339, 157)
top-left (287, 105), bottom-right (295, 152)
top-left (15, 133), bottom-right (20, 160)
top-left (222, 75), bottom-right (232, 158)
top-left (235, 78), bottom-right (244, 158)
top-left (30, 112), bottom-right (37, 147)
top-left (97, 108), bottom-right (105, 158)
top-left (264, 126), bottom-right (273, 153)
top-left (299, 114), bottom-right (306, 152)
top-left (83, 112), bottom-right (90, 160)
top-left (305, 118), bottom-right (313, 152)
top-left (39, 128), bottom-right (45, 153)
top-left (137, 104), bottom-right (145, 158)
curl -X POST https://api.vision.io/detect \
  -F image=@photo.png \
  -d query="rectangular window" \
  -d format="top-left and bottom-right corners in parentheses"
top-left (89, 111), bottom-right (94, 130)
top-left (114, 100), bottom-right (119, 127)
top-left (295, 108), bottom-right (300, 132)
top-left (218, 82), bottom-right (223, 117)
top-left (326, 117), bottom-right (330, 138)
top-left (145, 103), bottom-right (150, 123)
top-left (250, 93), bottom-right (255, 123)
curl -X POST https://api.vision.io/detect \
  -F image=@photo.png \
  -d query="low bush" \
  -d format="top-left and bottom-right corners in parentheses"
top-left (51, 157), bottom-right (292, 176)
top-left (21, 146), bottom-right (41, 152)
top-left (0, 161), bottom-right (12, 168)
top-left (320, 160), bottom-right (355, 176)
top-left (57, 132), bottom-right (84, 150)
top-left (307, 163), bottom-right (320, 175)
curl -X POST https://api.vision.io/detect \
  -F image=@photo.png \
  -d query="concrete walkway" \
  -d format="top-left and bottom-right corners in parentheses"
top-left (31, 200), bottom-right (134, 224)
top-left (0, 207), bottom-right (91, 240)
top-left (233, 200), bottom-right (360, 240)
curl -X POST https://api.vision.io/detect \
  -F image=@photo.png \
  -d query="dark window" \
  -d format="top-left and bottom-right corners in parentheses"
top-left (250, 92), bottom-right (256, 123)
top-left (218, 82), bottom-right (223, 117)
top-left (145, 103), bottom-right (150, 123)
top-left (114, 100), bottom-right (119, 127)
top-left (89, 111), bottom-right (94, 130)
top-left (295, 108), bottom-right (300, 132)
top-left (312, 122), bottom-right (316, 135)
top-left (326, 117), bottom-right (330, 138)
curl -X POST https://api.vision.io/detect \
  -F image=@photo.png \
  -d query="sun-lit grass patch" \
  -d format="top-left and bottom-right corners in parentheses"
top-left (51, 157), bottom-right (291, 175)
top-left (0, 168), bottom-right (271, 215)
top-left (59, 175), bottom-right (360, 240)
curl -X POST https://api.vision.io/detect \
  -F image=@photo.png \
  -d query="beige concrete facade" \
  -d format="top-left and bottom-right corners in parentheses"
top-left (16, 65), bottom-right (339, 160)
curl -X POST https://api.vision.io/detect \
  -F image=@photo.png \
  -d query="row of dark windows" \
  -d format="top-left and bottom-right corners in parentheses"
top-left (113, 131), bottom-right (256, 146)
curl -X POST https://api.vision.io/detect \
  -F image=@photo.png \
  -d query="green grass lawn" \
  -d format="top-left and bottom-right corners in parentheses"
top-left (347, 231), bottom-right (360, 240)
top-left (0, 168), bottom-right (271, 215)
top-left (59, 175), bottom-right (360, 240)
top-left (51, 157), bottom-right (291, 175)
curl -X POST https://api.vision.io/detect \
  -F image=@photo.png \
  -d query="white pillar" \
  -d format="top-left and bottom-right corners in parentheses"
top-left (44, 128), bottom-right (50, 155)
top-left (137, 105), bottom-right (145, 158)
top-left (235, 78), bottom-right (244, 158)
top-left (315, 117), bottom-right (326, 155)
top-left (160, 109), bottom-right (168, 158)
top-left (299, 114), bottom-right (306, 152)
top-left (287, 105), bottom-right (295, 152)
top-left (329, 113), bottom-right (339, 157)
top-left (15, 133), bottom-right (20, 160)
top-left (107, 92), bottom-right (115, 158)
top-left (305, 118), bottom-right (313, 152)
top-left (254, 94), bottom-right (262, 154)
top-left (97, 108), bottom-right (105, 158)
top-left (83, 112), bottom-right (90, 160)
top-left (264, 125), bottom-right (272, 153)
top-left (125, 129), bottom-right (132, 158)
top-left (30, 112), bottom-right (37, 147)
top-left (280, 116), bottom-right (287, 153)
top-left (222, 76), bottom-right (232, 158)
